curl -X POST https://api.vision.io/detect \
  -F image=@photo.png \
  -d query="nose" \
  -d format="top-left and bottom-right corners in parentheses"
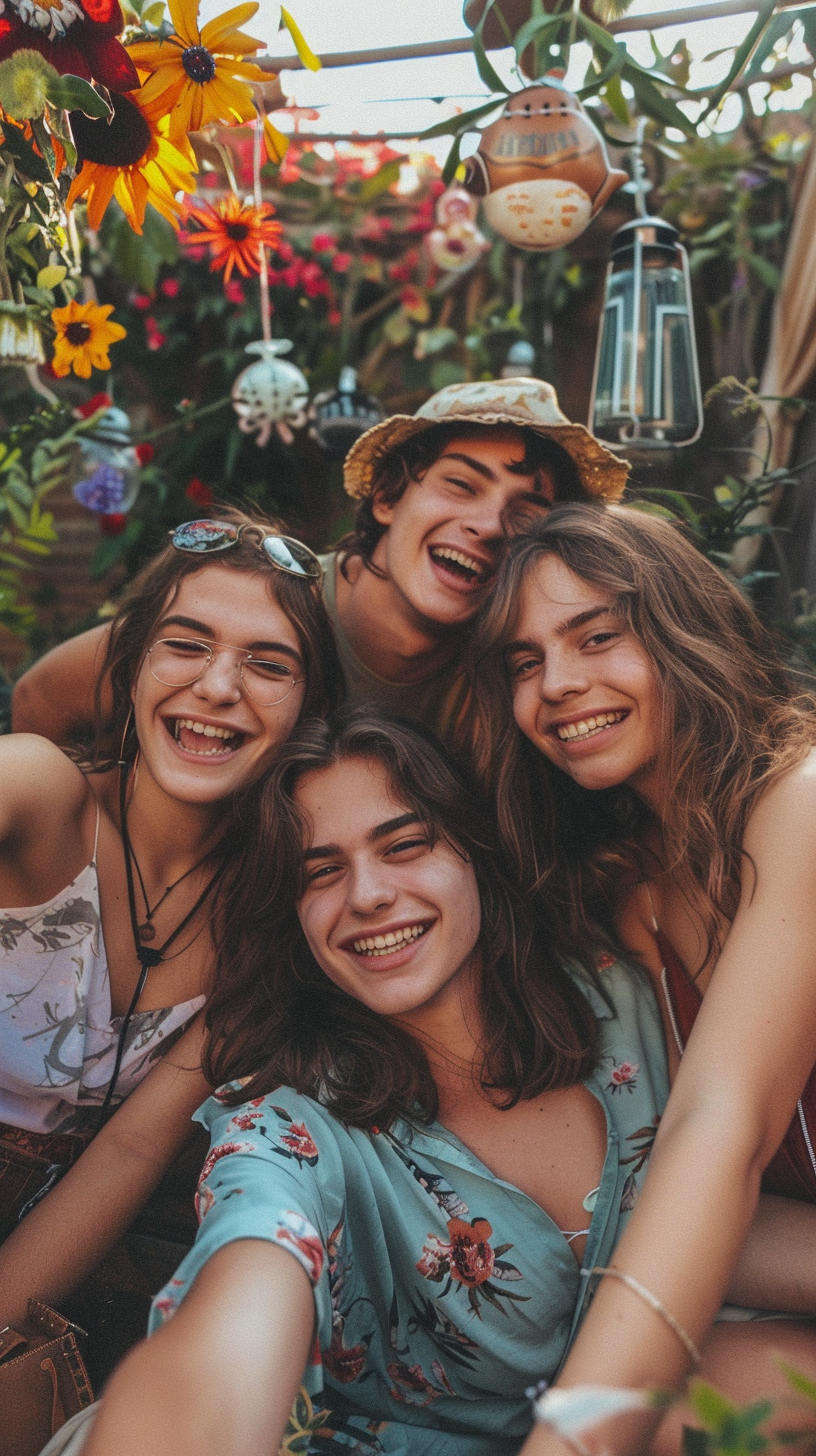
top-left (461, 490), bottom-right (506, 543)
top-left (536, 645), bottom-right (589, 702)
top-left (191, 645), bottom-right (243, 704)
top-left (346, 855), bottom-right (397, 919)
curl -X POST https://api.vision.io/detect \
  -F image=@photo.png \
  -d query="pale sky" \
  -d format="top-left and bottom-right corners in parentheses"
top-left (197, 0), bottom-right (812, 142)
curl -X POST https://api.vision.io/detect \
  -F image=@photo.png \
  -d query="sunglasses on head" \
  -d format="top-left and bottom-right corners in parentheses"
top-left (169, 519), bottom-right (323, 581)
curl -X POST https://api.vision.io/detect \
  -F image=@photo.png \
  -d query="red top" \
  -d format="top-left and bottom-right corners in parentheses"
top-left (656, 926), bottom-right (816, 1202)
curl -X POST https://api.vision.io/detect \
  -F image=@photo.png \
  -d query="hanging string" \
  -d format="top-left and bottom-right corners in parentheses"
top-left (253, 90), bottom-right (273, 345)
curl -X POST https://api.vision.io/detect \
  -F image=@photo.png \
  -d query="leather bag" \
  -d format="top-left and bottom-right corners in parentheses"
top-left (0, 1301), bottom-right (94, 1456)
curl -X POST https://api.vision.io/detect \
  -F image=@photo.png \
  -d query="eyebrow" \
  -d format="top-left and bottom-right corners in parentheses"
top-left (440, 451), bottom-right (545, 494)
top-left (505, 605), bottom-right (617, 653)
top-left (158, 615), bottom-right (302, 664)
top-left (302, 812), bottom-right (422, 864)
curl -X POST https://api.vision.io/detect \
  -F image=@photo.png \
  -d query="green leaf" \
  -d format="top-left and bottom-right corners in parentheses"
top-left (682, 1426), bottom-right (714, 1456)
top-left (36, 264), bottom-right (67, 291)
top-left (701, 0), bottom-right (778, 112)
top-left (421, 97), bottom-right (506, 141)
top-left (141, 0), bottom-right (166, 21)
top-left (780, 1362), bottom-right (816, 1405)
top-left (430, 359), bottom-right (467, 390)
top-left (694, 219), bottom-right (732, 245)
top-left (623, 64), bottom-right (696, 134)
top-left (688, 1379), bottom-right (738, 1432)
top-left (442, 133), bottom-right (463, 186)
top-left (689, 247), bottom-right (721, 272)
top-left (746, 253), bottom-right (782, 291)
top-left (511, 12), bottom-right (564, 65)
top-left (0, 125), bottom-right (51, 183)
top-left (47, 74), bottom-right (111, 118)
top-left (98, 199), bottom-right (179, 292)
top-left (472, 4), bottom-right (513, 96)
top-left (89, 519), bottom-right (144, 579)
top-left (359, 159), bottom-right (402, 202)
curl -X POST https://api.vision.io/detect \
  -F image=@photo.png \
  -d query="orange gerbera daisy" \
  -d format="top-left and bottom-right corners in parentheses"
top-left (66, 88), bottom-right (197, 234)
top-left (125, 0), bottom-right (267, 141)
top-left (50, 299), bottom-right (126, 378)
top-left (181, 194), bottom-right (282, 282)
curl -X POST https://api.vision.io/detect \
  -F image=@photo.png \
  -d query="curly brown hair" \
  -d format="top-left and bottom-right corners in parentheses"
top-left (467, 503), bottom-right (816, 967)
top-left (204, 705), bottom-right (599, 1128)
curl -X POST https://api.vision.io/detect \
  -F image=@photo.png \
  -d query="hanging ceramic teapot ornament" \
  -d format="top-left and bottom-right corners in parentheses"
top-left (231, 340), bottom-right (309, 448)
top-left (309, 367), bottom-right (384, 460)
top-left (462, 79), bottom-right (628, 251)
top-left (71, 405), bottom-right (140, 515)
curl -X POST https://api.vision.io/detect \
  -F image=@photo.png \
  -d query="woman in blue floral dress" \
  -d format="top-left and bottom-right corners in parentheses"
top-left (42, 706), bottom-right (674, 1456)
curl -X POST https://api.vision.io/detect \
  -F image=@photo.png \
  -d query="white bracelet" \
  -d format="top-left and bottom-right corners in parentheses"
top-left (588, 1266), bottom-right (701, 1369)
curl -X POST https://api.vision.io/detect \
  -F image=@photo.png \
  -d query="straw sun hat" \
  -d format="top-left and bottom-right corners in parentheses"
top-left (343, 378), bottom-right (630, 502)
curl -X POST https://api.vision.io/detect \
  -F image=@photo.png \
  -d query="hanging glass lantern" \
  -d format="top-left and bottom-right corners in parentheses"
top-left (71, 405), bottom-right (140, 514)
top-left (589, 215), bottom-right (703, 451)
top-left (309, 367), bottom-right (383, 460)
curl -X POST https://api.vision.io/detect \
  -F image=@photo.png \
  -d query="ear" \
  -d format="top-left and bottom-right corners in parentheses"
top-left (371, 491), bottom-right (396, 528)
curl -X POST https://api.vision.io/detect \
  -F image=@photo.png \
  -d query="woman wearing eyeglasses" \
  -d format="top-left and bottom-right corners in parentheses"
top-left (0, 507), bottom-right (343, 1385)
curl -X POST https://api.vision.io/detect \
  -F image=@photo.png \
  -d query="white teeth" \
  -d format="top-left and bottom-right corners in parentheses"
top-left (556, 711), bottom-right (625, 742)
top-left (177, 718), bottom-right (237, 741)
top-left (430, 547), bottom-right (485, 579)
top-left (352, 923), bottom-right (429, 956)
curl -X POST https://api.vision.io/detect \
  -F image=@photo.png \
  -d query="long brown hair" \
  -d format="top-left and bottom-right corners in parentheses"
top-left (468, 503), bottom-right (816, 964)
top-left (204, 706), bottom-right (599, 1128)
top-left (89, 503), bottom-right (345, 773)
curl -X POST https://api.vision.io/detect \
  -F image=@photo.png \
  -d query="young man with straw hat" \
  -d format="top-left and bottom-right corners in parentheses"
top-left (12, 379), bottom-right (627, 746)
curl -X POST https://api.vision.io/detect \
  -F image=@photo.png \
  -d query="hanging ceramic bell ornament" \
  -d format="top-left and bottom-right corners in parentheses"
top-left (426, 221), bottom-right (489, 273)
top-left (309, 367), bottom-right (384, 460)
top-left (462, 79), bottom-right (628, 251)
top-left (435, 187), bottom-right (479, 228)
top-left (71, 405), bottom-right (140, 515)
top-left (231, 340), bottom-right (309, 448)
top-left (501, 339), bottom-right (536, 377)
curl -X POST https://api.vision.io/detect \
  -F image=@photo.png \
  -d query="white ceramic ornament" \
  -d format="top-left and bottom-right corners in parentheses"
top-left (231, 340), bottom-right (309, 448)
top-left (426, 220), bottom-right (488, 272)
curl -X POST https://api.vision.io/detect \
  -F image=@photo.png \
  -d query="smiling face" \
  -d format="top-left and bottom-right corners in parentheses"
top-left (370, 430), bottom-right (556, 629)
top-left (295, 756), bottom-right (482, 1027)
top-left (131, 563), bottom-right (306, 807)
top-left (507, 556), bottom-right (663, 802)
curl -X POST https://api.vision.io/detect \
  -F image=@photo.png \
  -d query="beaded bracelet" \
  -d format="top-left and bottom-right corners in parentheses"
top-left (587, 1266), bottom-right (701, 1369)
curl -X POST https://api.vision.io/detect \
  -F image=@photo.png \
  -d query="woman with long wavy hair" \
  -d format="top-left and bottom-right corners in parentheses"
top-left (468, 502), bottom-right (816, 1454)
top-left (41, 706), bottom-right (676, 1456)
top-left (0, 506), bottom-right (343, 1382)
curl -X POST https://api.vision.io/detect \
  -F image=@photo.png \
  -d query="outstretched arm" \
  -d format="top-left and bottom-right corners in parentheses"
top-left (11, 623), bottom-right (112, 743)
top-left (0, 1017), bottom-right (209, 1329)
top-left (83, 1240), bottom-right (313, 1456)
top-left (522, 760), bottom-right (816, 1456)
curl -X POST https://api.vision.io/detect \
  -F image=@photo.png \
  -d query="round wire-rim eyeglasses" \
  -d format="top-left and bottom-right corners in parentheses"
top-left (169, 519), bottom-right (322, 581)
top-left (147, 637), bottom-right (304, 706)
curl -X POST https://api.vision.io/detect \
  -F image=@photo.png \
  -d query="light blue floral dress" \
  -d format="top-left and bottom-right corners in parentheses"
top-left (150, 958), bottom-right (669, 1456)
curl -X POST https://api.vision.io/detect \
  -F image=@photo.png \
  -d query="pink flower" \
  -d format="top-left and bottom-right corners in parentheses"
top-left (198, 1139), bottom-right (253, 1185)
top-left (276, 240), bottom-right (295, 263)
top-left (275, 1212), bottom-right (325, 1283)
top-left (280, 263), bottom-right (301, 289)
top-left (280, 1121), bottom-right (319, 1162)
top-left (131, 292), bottom-right (153, 311)
top-left (327, 309), bottom-right (342, 327)
top-left (230, 1109), bottom-right (263, 1131)
top-left (331, 251), bottom-right (352, 273)
top-left (312, 232), bottom-right (338, 253)
top-left (195, 1183), bottom-right (216, 1221)
top-left (145, 316), bottom-right (166, 351)
top-left (160, 278), bottom-right (180, 298)
top-left (416, 1234), bottom-right (451, 1280)
top-left (608, 1061), bottom-right (639, 1094)
top-left (224, 279), bottom-right (246, 304)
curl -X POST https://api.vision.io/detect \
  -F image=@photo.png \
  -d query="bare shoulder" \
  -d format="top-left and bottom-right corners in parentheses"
top-left (744, 750), bottom-right (816, 850)
top-left (615, 882), bottom-right (663, 978)
top-left (0, 733), bottom-right (90, 832)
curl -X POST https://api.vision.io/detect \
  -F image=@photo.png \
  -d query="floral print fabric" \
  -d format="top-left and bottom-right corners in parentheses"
top-left (0, 861), bottom-right (204, 1133)
top-left (150, 958), bottom-right (669, 1456)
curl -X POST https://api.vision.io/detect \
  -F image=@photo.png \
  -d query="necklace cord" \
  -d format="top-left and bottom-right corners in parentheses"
top-left (96, 763), bottom-right (226, 1127)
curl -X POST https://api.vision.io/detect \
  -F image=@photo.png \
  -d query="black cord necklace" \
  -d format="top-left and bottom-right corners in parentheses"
top-left (128, 837), bottom-right (214, 941)
top-left (96, 760), bottom-right (226, 1124)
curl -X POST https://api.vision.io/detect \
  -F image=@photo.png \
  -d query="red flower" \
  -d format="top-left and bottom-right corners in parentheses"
top-left (327, 309), bottom-right (342, 327)
top-left (230, 1110), bottom-right (263, 1131)
top-left (280, 1122), bottom-right (319, 1163)
top-left (135, 442), bottom-right (154, 465)
top-left (323, 1327), bottom-right (367, 1383)
top-left (131, 293), bottom-right (153, 311)
top-left (185, 477), bottom-right (214, 506)
top-left (160, 277), bottom-right (180, 298)
top-left (0, 0), bottom-right (138, 91)
top-left (198, 1139), bottom-right (253, 1185)
top-left (446, 1217), bottom-right (495, 1287)
top-left (99, 512), bottom-right (127, 535)
top-left (607, 1061), bottom-right (639, 1094)
top-left (276, 240), bottom-right (295, 263)
top-left (144, 316), bottom-right (166, 351)
top-left (331, 251), bottom-right (352, 273)
top-left (224, 279), bottom-right (246, 304)
top-left (416, 1234), bottom-right (450, 1281)
top-left (312, 232), bottom-right (338, 253)
top-left (74, 392), bottom-right (112, 418)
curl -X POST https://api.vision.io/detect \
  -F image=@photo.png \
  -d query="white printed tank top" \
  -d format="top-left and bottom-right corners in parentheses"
top-left (0, 809), bottom-right (205, 1134)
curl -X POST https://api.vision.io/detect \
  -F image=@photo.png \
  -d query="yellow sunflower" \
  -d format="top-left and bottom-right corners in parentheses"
top-left (125, 0), bottom-right (268, 141)
top-left (66, 89), bottom-right (197, 234)
top-left (51, 300), bottom-right (126, 379)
